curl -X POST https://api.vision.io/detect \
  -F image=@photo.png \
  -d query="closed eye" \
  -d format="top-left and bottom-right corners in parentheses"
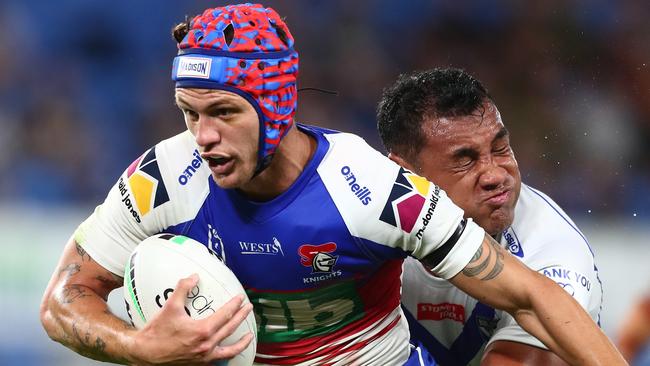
top-left (493, 145), bottom-right (511, 154)
top-left (454, 157), bottom-right (475, 171)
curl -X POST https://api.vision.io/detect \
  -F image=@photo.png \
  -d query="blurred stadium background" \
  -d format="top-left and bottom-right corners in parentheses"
top-left (1, 0), bottom-right (648, 364)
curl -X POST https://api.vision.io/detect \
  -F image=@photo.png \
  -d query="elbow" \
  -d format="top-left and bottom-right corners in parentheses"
top-left (39, 288), bottom-right (62, 342)
top-left (507, 271), bottom-right (555, 317)
top-left (39, 293), bottom-right (55, 339)
top-left (509, 273), bottom-right (561, 320)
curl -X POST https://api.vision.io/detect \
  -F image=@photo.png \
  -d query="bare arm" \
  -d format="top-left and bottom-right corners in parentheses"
top-left (40, 237), bottom-right (134, 362)
top-left (40, 237), bottom-right (253, 365)
top-left (481, 340), bottom-right (568, 366)
top-left (617, 296), bottom-right (650, 363)
top-left (440, 233), bottom-right (626, 365)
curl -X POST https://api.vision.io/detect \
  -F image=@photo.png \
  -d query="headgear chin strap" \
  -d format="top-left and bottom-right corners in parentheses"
top-left (171, 3), bottom-right (299, 175)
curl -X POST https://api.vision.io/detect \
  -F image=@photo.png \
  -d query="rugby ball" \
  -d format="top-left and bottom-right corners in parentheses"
top-left (123, 233), bottom-right (256, 365)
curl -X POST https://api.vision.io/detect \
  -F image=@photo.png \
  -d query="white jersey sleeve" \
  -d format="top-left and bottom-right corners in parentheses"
top-left (401, 184), bottom-right (602, 363)
top-left (74, 131), bottom-right (210, 276)
top-left (317, 132), bottom-right (484, 279)
top-left (488, 185), bottom-right (602, 349)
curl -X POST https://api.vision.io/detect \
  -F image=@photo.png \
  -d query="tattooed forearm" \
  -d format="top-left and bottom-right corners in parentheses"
top-left (71, 321), bottom-right (108, 360)
top-left (481, 248), bottom-right (504, 280)
top-left (60, 285), bottom-right (92, 304)
top-left (461, 246), bottom-right (490, 277)
top-left (461, 235), bottom-right (505, 281)
top-left (76, 243), bottom-right (92, 262)
top-left (59, 263), bottom-right (81, 279)
top-left (95, 275), bottom-right (122, 290)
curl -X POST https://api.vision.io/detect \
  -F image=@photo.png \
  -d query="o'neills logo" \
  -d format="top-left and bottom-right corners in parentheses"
top-left (416, 185), bottom-right (441, 240)
top-left (176, 56), bottom-right (211, 79)
top-left (340, 166), bottom-right (372, 205)
top-left (178, 149), bottom-right (203, 185)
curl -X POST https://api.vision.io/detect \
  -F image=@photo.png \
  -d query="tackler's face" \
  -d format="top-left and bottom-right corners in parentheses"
top-left (413, 102), bottom-right (521, 236)
top-left (176, 88), bottom-right (260, 189)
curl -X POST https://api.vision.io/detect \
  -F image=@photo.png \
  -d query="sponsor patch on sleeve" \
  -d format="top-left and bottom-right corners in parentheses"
top-left (538, 265), bottom-right (592, 298)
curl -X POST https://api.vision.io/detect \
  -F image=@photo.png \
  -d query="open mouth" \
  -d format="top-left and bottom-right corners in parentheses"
top-left (201, 154), bottom-right (234, 175)
top-left (205, 156), bottom-right (230, 166)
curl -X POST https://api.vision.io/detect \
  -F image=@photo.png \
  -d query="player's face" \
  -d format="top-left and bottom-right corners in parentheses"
top-left (175, 88), bottom-right (259, 189)
top-left (412, 102), bottom-right (521, 236)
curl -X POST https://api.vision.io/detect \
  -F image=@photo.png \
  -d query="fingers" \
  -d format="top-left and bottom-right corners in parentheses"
top-left (201, 295), bottom-right (255, 363)
top-left (207, 332), bottom-right (255, 361)
top-left (208, 301), bottom-right (254, 344)
top-left (205, 294), bottom-right (249, 333)
top-left (166, 273), bottom-right (200, 313)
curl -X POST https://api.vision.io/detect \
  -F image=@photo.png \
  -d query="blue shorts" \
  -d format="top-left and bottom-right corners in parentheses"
top-left (404, 341), bottom-right (438, 366)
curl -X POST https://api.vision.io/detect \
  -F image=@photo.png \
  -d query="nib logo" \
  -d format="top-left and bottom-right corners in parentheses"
top-left (379, 168), bottom-right (436, 234)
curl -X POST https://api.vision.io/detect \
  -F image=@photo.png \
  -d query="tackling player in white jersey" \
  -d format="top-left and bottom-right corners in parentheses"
top-left (378, 67), bottom-right (603, 365)
top-left (40, 4), bottom-right (625, 365)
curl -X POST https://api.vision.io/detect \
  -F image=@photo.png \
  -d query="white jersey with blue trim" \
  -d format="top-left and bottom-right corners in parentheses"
top-left (74, 124), bottom-right (484, 366)
top-left (401, 184), bottom-right (602, 365)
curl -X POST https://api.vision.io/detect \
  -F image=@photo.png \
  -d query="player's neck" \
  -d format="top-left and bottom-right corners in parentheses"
top-left (238, 124), bottom-right (317, 202)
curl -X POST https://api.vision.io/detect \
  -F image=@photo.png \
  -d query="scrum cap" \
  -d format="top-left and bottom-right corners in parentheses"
top-left (172, 3), bottom-right (299, 174)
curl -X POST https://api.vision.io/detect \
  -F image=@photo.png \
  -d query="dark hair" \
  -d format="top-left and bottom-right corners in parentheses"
top-left (377, 68), bottom-right (492, 158)
top-left (171, 16), bottom-right (289, 47)
top-left (172, 17), bottom-right (191, 44)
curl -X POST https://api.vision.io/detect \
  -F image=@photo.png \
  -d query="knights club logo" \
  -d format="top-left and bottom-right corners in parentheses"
top-left (298, 243), bottom-right (339, 273)
top-left (123, 146), bottom-right (169, 217)
top-left (379, 167), bottom-right (433, 233)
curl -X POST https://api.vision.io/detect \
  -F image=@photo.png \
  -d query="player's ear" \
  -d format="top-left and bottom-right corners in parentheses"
top-left (388, 152), bottom-right (417, 172)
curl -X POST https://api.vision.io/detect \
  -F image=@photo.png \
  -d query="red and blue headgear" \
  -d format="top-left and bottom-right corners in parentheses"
top-left (172, 3), bottom-right (299, 174)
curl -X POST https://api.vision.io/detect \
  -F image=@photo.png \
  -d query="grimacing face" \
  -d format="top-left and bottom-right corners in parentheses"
top-left (407, 102), bottom-right (521, 236)
top-left (175, 88), bottom-right (260, 190)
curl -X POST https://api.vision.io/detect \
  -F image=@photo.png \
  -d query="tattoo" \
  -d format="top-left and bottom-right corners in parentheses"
top-left (71, 321), bottom-right (107, 359)
top-left (95, 275), bottom-right (121, 290)
top-left (461, 235), bottom-right (505, 281)
top-left (60, 285), bottom-right (92, 304)
top-left (76, 243), bottom-right (92, 262)
top-left (58, 263), bottom-right (81, 279)
top-left (469, 244), bottom-right (483, 262)
top-left (92, 337), bottom-right (107, 354)
top-left (461, 246), bottom-right (490, 277)
top-left (482, 247), bottom-right (505, 280)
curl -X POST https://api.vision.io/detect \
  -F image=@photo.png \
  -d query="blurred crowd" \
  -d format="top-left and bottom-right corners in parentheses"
top-left (1, 0), bottom-right (649, 219)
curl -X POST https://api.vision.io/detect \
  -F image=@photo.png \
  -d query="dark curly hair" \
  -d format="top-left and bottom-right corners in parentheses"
top-left (171, 15), bottom-right (289, 46)
top-left (377, 68), bottom-right (493, 159)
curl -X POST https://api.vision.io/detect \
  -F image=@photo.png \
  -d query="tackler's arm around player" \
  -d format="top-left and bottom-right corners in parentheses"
top-left (437, 233), bottom-right (627, 366)
top-left (40, 237), bottom-right (253, 365)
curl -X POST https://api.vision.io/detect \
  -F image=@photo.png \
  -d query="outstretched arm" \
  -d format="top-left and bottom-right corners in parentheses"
top-left (433, 233), bottom-right (626, 365)
top-left (481, 340), bottom-right (568, 366)
top-left (617, 296), bottom-right (650, 363)
top-left (40, 236), bottom-right (253, 364)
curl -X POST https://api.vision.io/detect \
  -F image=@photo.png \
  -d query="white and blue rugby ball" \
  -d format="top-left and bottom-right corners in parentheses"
top-left (123, 233), bottom-right (257, 365)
